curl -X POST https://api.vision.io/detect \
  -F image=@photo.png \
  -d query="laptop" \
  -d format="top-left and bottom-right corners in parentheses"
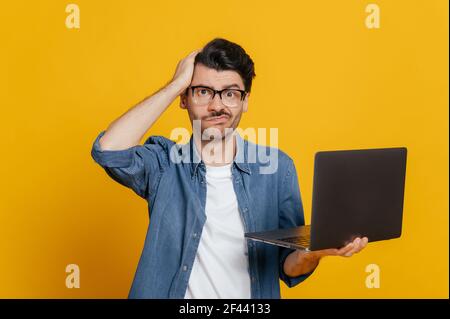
top-left (245, 147), bottom-right (407, 251)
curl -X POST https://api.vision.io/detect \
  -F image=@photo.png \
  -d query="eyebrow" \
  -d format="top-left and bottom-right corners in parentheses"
top-left (193, 83), bottom-right (242, 90)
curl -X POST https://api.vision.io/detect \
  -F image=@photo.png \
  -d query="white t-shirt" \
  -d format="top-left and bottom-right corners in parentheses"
top-left (184, 163), bottom-right (251, 299)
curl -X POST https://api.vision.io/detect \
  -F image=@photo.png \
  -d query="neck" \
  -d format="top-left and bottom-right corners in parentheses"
top-left (194, 131), bottom-right (236, 167)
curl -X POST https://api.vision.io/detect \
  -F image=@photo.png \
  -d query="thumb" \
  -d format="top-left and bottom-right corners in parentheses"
top-left (316, 248), bottom-right (340, 257)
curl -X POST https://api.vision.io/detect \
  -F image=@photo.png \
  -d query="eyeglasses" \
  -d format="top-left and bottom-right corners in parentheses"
top-left (187, 85), bottom-right (247, 108)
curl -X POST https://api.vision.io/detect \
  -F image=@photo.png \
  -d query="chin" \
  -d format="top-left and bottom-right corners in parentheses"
top-left (202, 124), bottom-right (235, 140)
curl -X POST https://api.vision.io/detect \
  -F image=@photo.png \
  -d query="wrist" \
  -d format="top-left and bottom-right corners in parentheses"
top-left (301, 250), bottom-right (324, 265)
top-left (167, 79), bottom-right (188, 96)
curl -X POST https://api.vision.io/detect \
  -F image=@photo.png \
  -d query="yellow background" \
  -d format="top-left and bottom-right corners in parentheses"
top-left (0, 0), bottom-right (448, 298)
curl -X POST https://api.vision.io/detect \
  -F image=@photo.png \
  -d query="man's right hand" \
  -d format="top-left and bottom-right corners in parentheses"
top-left (170, 49), bottom-right (202, 94)
top-left (99, 48), bottom-right (202, 151)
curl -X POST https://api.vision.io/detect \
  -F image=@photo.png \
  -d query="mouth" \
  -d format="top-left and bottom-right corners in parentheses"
top-left (205, 115), bottom-right (230, 124)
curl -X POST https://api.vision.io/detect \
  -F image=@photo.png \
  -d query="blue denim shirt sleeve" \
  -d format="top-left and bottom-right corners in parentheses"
top-left (90, 130), bottom-right (169, 199)
top-left (278, 158), bottom-right (316, 287)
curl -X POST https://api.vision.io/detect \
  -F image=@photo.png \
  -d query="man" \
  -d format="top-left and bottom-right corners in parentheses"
top-left (91, 38), bottom-right (368, 299)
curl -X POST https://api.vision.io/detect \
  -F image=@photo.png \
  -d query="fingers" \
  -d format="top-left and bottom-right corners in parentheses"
top-left (172, 48), bottom-right (203, 88)
top-left (188, 48), bottom-right (202, 58)
top-left (357, 237), bottom-right (369, 252)
top-left (339, 237), bottom-right (369, 257)
top-left (346, 238), bottom-right (361, 257)
top-left (337, 242), bottom-right (355, 257)
top-left (189, 49), bottom-right (200, 57)
top-left (309, 237), bottom-right (369, 258)
top-left (178, 49), bottom-right (200, 65)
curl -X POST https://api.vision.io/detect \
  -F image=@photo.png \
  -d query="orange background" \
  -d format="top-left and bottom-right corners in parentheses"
top-left (0, 0), bottom-right (448, 298)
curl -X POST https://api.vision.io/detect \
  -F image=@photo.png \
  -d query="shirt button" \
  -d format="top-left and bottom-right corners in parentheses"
top-left (193, 233), bottom-right (198, 238)
top-left (251, 276), bottom-right (256, 282)
top-left (243, 207), bottom-right (248, 212)
top-left (182, 265), bottom-right (188, 271)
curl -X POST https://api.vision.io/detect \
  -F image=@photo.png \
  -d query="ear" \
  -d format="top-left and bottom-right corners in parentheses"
top-left (180, 90), bottom-right (188, 109)
top-left (242, 92), bottom-right (250, 113)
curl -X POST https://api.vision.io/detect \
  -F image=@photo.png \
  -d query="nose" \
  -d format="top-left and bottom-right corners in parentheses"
top-left (207, 93), bottom-right (226, 113)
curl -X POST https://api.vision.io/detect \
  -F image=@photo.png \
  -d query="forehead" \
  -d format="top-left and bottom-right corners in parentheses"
top-left (191, 63), bottom-right (244, 90)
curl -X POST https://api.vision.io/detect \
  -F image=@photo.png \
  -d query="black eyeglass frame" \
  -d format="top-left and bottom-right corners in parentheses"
top-left (187, 85), bottom-right (248, 103)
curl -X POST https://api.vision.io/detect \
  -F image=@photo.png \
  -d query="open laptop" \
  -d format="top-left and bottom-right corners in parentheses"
top-left (245, 147), bottom-right (407, 251)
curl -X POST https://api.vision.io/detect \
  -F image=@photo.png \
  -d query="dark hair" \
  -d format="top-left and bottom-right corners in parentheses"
top-left (194, 38), bottom-right (256, 93)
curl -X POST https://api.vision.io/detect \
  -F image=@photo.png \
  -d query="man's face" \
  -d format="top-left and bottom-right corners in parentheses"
top-left (180, 63), bottom-right (249, 138)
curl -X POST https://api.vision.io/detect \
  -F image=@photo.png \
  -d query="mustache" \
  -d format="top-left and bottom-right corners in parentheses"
top-left (203, 110), bottom-right (231, 120)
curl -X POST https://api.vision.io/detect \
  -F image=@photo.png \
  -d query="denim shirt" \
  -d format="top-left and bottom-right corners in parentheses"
top-left (91, 130), bottom-right (314, 299)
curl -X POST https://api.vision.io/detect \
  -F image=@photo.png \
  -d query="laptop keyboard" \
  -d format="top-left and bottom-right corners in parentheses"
top-left (280, 236), bottom-right (310, 247)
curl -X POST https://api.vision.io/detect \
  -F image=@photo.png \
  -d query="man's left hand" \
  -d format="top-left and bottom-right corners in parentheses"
top-left (310, 236), bottom-right (369, 259)
top-left (284, 237), bottom-right (369, 277)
